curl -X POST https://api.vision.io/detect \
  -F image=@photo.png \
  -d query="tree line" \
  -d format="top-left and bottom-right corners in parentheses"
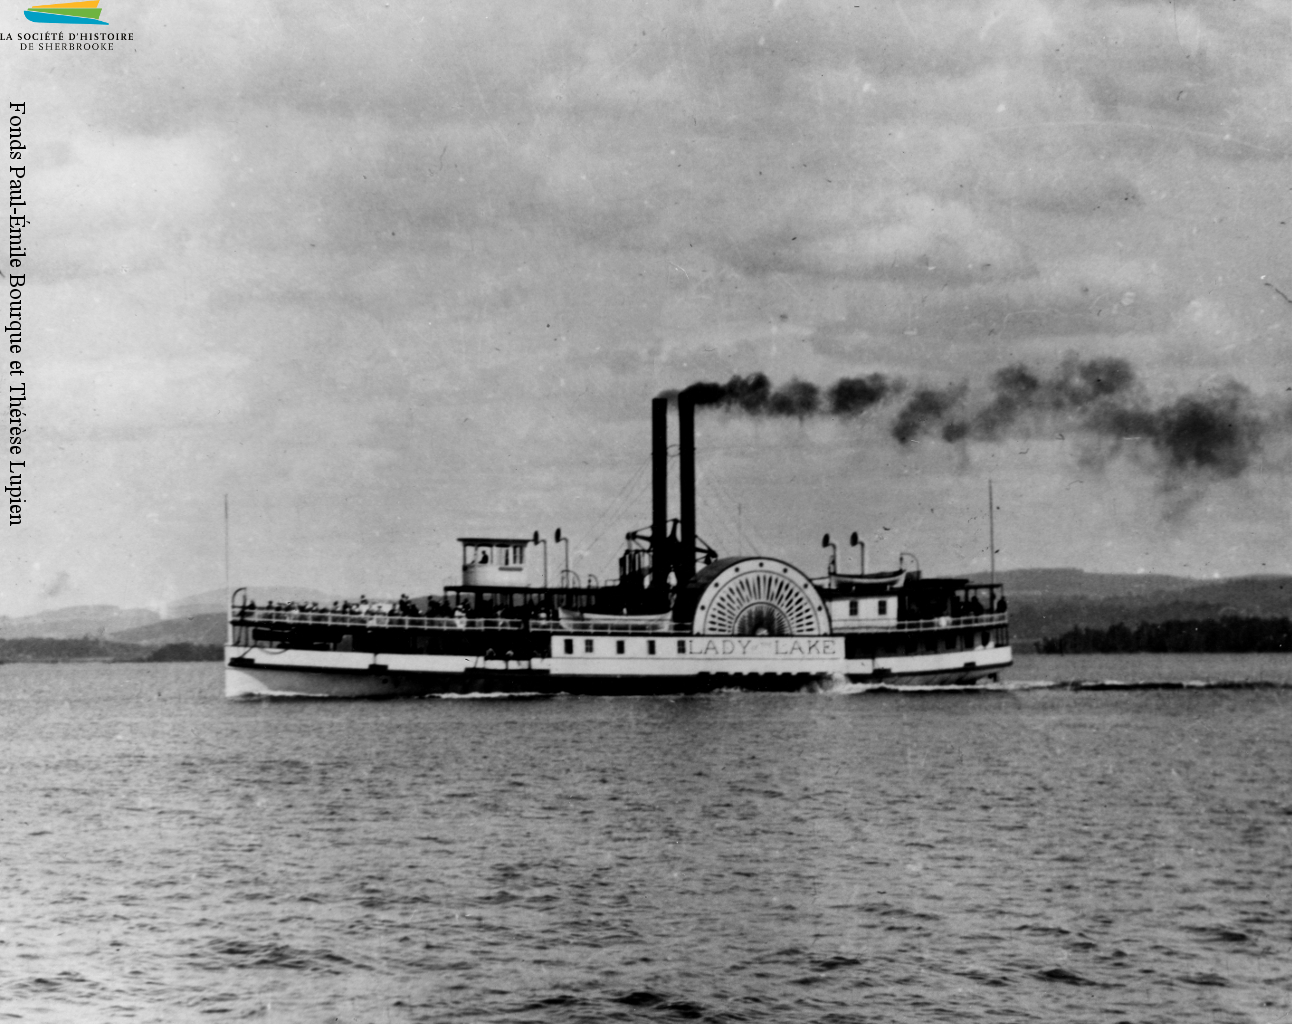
top-left (0, 638), bottom-right (223, 662)
top-left (1037, 616), bottom-right (1292, 654)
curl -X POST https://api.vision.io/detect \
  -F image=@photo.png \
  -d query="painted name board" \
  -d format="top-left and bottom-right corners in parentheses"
top-left (685, 637), bottom-right (839, 658)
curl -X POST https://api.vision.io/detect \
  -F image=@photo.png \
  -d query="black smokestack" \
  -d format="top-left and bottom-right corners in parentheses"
top-left (679, 389), bottom-right (696, 585)
top-left (651, 396), bottom-right (668, 599)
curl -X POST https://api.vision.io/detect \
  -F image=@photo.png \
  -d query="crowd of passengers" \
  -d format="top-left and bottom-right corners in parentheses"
top-left (239, 596), bottom-right (555, 620)
top-left (240, 591), bottom-right (1007, 621)
top-left (907, 593), bottom-right (1007, 619)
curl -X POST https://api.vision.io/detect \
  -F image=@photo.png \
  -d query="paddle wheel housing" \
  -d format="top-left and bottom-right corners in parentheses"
top-left (682, 557), bottom-right (831, 636)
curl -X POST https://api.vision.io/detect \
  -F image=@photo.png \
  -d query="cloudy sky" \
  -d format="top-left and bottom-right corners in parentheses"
top-left (2, 0), bottom-right (1289, 617)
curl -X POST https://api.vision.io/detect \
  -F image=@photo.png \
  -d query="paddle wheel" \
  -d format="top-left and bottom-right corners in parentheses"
top-left (688, 557), bottom-right (830, 636)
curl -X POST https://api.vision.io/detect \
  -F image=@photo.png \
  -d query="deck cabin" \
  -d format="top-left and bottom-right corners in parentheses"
top-left (448, 535), bottom-right (635, 618)
top-left (815, 570), bottom-right (1004, 626)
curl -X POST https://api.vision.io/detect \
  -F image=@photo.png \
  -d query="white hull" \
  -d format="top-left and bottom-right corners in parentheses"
top-left (225, 641), bottom-right (1013, 698)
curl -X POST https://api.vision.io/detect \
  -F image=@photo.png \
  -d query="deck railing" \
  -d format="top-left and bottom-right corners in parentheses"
top-left (229, 606), bottom-right (1006, 636)
top-left (837, 612), bottom-right (1009, 634)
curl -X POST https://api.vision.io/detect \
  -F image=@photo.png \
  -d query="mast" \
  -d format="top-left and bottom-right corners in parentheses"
top-left (988, 479), bottom-right (995, 586)
top-left (651, 396), bottom-right (668, 601)
top-left (224, 493), bottom-right (231, 645)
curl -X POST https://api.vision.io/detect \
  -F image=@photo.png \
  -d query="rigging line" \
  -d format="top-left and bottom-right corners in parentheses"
top-left (696, 488), bottom-right (742, 558)
top-left (578, 454), bottom-right (651, 556)
top-left (702, 483), bottom-right (757, 558)
top-left (587, 481), bottom-right (655, 584)
top-left (693, 456), bottom-right (753, 557)
top-left (699, 466), bottom-right (775, 556)
top-left (581, 463), bottom-right (653, 573)
top-left (698, 472), bottom-right (746, 544)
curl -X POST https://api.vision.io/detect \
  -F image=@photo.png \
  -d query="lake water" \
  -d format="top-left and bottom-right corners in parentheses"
top-left (1, 655), bottom-right (1290, 1023)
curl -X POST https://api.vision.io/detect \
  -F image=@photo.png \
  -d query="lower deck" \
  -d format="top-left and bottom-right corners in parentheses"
top-left (226, 607), bottom-right (1011, 697)
top-left (225, 639), bottom-right (1013, 698)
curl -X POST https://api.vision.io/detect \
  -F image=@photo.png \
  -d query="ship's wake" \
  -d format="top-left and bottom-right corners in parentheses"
top-left (805, 674), bottom-right (1290, 695)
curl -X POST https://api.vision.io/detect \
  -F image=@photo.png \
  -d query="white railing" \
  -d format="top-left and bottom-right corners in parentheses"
top-left (533, 620), bottom-right (690, 635)
top-left (836, 612), bottom-right (1008, 634)
top-left (230, 606), bottom-right (1005, 636)
top-left (232, 608), bottom-right (527, 631)
top-left (229, 608), bottom-right (690, 635)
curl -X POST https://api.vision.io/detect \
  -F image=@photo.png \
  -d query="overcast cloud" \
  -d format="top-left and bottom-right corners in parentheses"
top-left (3, 0), bottom-right (1289, 615)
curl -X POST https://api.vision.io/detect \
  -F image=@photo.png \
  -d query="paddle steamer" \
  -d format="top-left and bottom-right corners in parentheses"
top-left (226, 395), bottom-right (1011, 697)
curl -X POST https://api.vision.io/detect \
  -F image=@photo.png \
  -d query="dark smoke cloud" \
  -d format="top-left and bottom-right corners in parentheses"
top-left (896, 356), bottom-right (1269, 483)
top-left (951, 356), bottom-right (1139, 441)
top-left (1088, 382), bottom-right (1265, 479)
top-left (665, 356), bottom-right (1280, 485)
top-left (669, 372), bottom-right (903, 419)
top-left (891, 385), bottom-right (969, 444)
top-left (829, 374), bottom-right (905, 415)
top-left (681, 373), bottom-right (820, 416)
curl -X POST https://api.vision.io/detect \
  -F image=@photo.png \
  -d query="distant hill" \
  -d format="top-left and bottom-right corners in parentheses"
top-left (0, 605), bottom-right (159, 640)
top-left (6, 571), bottom-right (1292, 658)
top-left (111, 613), bottom-right (226, 646)
top-left (970, 569), bottom-right (1292, 644)
top-left (973, 568), bottom-right (1200, 600)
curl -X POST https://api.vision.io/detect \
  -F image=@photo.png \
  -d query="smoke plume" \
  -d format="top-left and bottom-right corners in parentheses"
top-left (667, 356), bottom-right (1282, 484)
top-left (891, 385), bottom-right (968, 444)
top-left (944, 356), bottom-right (1139, 442)
top-left (892, 357), bottom-right (1268, 482)
top-left (1087, 382), bottom-right (1265, 479)
top-left (673, 372), bottom-right (903, 419)
top-left (829, 374), bottom-right (905, 415)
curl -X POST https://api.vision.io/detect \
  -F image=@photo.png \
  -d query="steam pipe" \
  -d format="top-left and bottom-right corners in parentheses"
top-left (679, 391), bottom-right (696, 585)
top-left (850, 531), bottom-right (866, 574)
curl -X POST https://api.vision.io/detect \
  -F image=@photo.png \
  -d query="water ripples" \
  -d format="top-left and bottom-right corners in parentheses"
top-left (0, 660), bottom-right (1290, 1022)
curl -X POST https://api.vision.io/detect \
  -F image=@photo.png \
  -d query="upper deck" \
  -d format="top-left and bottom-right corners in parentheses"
top-left (228, 602), bottom-right (1007, 637)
